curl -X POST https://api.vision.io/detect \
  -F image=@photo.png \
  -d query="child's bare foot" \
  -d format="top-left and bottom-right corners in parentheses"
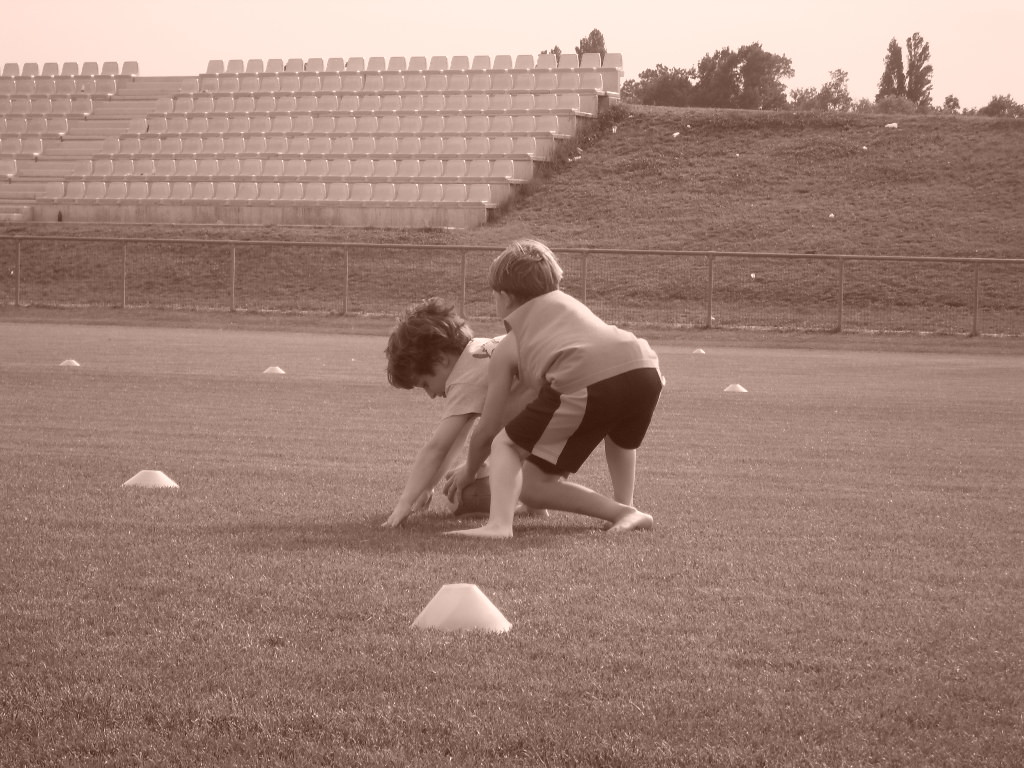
top-left (515, 504), bottom-right (550, 518)
top-left (606, 509), bottom-right (653, 533)
top-left (445, 523), bottom-right (514, 539)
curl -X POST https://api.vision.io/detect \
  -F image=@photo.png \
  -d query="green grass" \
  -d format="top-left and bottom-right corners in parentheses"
top-left (2, 321), bottom-right (1022, 766)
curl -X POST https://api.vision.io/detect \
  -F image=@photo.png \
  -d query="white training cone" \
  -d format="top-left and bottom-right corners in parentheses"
top-left (122, 470), bottom-right (179, 489)
top-left (412, 583), bottom-right (511, 633)
top-left (724, 384), bottom-right (748, 393)
top-left (59, 359), bottom-right (80, 367)
top-left (263, 366), bottom-right (286, 374)
top-left (692, 348), bottom-right (706, 355)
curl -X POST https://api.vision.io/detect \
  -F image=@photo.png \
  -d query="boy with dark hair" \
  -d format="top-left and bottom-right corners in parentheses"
top-left (444, 239), bottom-right (663, 539)
top-left (382, 297), bottom-right (534, 527)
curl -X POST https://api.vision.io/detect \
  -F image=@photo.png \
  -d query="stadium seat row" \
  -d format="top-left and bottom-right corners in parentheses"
top-left (0, 96), bottom-right (94, 116)
top-left (52, 179), bottom-right (508, 205)
top-left (0, 75), bottom-right (119, 96)
top-left (73, 155), bottom-right (524, 181)
top-left (2, 61), bottom-right (138, 78)
top-left (101, 132), bottom-right (548, 158)
top-left (122, 114), bottom-right (570, 145)
top-left (0, 116), bottom-right (70, 135)
top-left (159, 91), bottom-right (586, 118)
top-left (185, 70), bottom-right (609, 97)
top-left (1, 157), bottom-right (15, 177)
top-left (0, 136), bottom-right (43, 156)
top-left (206, 53), bottom-right (621, 75)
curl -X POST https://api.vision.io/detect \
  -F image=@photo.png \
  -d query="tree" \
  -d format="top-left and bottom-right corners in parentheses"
top-left (942, 95), bottom-right (961, 114)
top-left (792, 69), bottom-right (852, 111)
top-left (693, 47), bottom-right (742, 107)
top-left (904, 33), bottom-right (933, 108)
top-left (876, 38), bottom-right (906, 101)
top-left (735, 43), bottom-right (793, 109)
top-left (575, 29), bottom-right (606, 60)
top-left (978, 94), bottom-right (1024, 118)
top-left (540, 45), bottom-right (562, 64)
top-left (621, 64), bottom-right (695, 106)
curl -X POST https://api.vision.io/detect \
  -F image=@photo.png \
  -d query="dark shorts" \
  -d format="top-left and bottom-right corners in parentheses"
top-left (505, 367), bottom-right (663, 476)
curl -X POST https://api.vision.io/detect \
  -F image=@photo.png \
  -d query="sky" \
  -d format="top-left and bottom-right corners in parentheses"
top-left (4, 0), bottom-right (1020, 110)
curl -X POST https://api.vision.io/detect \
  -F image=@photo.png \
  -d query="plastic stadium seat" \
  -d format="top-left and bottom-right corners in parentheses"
top-left (279, 74), bottom-right (300, 92)
top-left (419, 136), bottom-right (443, 156)
top-left (443, 114), bottom-right (468, 133)
top-left (306, 58), bottom-right (324, 72)
top-left (395, 183), bottom-right (419, 202)
top-left (197, 157), bottom-right (218, 176)
top-left (442, 136), bottom-right (468, 155)
top-left (84, 181), bottom-right (106, 199)
top-left (207, 60), bottom-right (225, 75)
top-left (494, 55), bottom-right (514, 70)
top-left (466, 114), bottom-right (489, 134)
top-left (207, 115), bottom-right (230, 134)
top-left (308, 136), bottom-right (331, 154)
top-left (465, 136), bottom-right (490, 155)
top-left (467, 158), bottom-right (491, 178)
top-left (492, 158), bottom-right (515, 179)
top-left (325, 58), bottom-right (345, 72)
top-left (351, 158), bottom-right (374, 178)
top-left (396, 136), bottom-right (420, 155)
top-left (81, 62), bottom-right (99, 77)
top-left (240, 158), bottom-right (263, 176)
top-left (266, 135), bottom-right (288, 154)
top-left (0, 158), bottom-right (17, 178)
top-left (443, 158), bottom-right (467, 178)
top-left (266, 59), bottom-right (285, 74)
top-left (557, 54), bottom-right (579, 69)
top-left (536, 53), bottom-right (557, 69)
top-left (331, 137), bottom-right (354, 155)
top-left (442, 184), bottom-right (467, 203)
top-left (348, 182), bottom-right (373, 201)
top-left (371, 182), bottom-right (396, 202)
top-left (445, 93), bottom-right (469, 112)
top-left (264, 157), bottom-right (284, 176)
top-left (424, 74), bottom-right (446, 92)
top-left (279, 181), bottom-right (303, 201)
top-left (326, 182), bottom-right (349, 201)
top-left (20, 63), bottom-right (39, 77)
top-left (419, 158), bottom-right (443, 177)
top-left (471, 55), bottom-right (491, 70)
top-left (398, 114), bottom-right (423, 135)
top-left (2, 63), bottom-right (19, 77)
top-left (219, 157), bottom-right (240, 175)
top-left (111, 157), bottom-right (134, 176)
top-left (285, 58), bottom-right (304, 73)
top-left (380, 93), bottom-right (402, 111)
top-left (312, 115), bottom-right (334, 134)
top-left (408, 56), bottom-right (428, 71)
top-left (270, 114), bottom-right (292, 133)
top-left (405, 72), bottom-right (426, 92)
top-left (373, 158), bottom-right (397, 177)
top-left (299, 74), bottom-right (320, 93)
top-left (468, 183), bottom-right (492, 203)
top-left (245, 135), bottom-right (268, 154)
top-left (153, 158), bottom-right (175, 176)
top-left (147, 181), bottom-right (169, 200)
top-left (382, 73), bottom-right (404, 92)
top-left (223, 135), bottom-right (245, 154)
top-left (44, 180), bottom-right (63, 197)
top-left (327, 158), bottom-right (351, 177)
top-left (340, 73), bottom-right (363, 91)
top-left (364, 73), bottom-right (384, 91)
top-left (466, 93), bottom-right (488, 111)
top-left (105, 181), bottom-right (128, 200)
top-left (177, 158), bottom-right (198, 176)
top-left (234, 95), bottom-right (256, 113)
top-left (396, 158), bottom-right (420, 178)
top-left (345, 57), bottom-right (365, 71)
top-left (193, 181), bottom-right (215, 200)
top-left (366, 57), bottom-right (386, 72)
top-left (303, 182), bottom-right (327, 201)
top-left (246, 59), bottom-right (264, 74)
top-left (447, 73), bottom-right (470, 92)
top-left (580, 53), bottom-right (602, 69)
top-left (258, 182), bottom-right (280, 201)
top-left (236, 181), bottom-right (259, 200)
top-left (306, 157), bottom-right (329, 177)
top-left (288, 135), bottom-right (310, 154)
top-left (163, 136), bottom-right (184, 154)
top-left (283, 158), bottom-right (306, 177)
top-left (556, 71), bottom-right (581, 91)
top-left (171, 181), bottom-right (192, 200)
top-left (65, 180), bottom-right (86, 199)
top-left (214, 181), bottom-right (236, 200)
top-left (418, 183), bottom-right (442, 202)
top-left (467, 73), bottom-right (490, 93)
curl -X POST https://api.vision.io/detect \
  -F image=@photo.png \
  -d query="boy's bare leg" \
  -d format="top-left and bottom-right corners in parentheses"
top-left (446, 430), bottom-right (524, 538)
top-left (519, 463), bottom-right (652, 532)
top-left (603, 438), bottom-right (637, 505)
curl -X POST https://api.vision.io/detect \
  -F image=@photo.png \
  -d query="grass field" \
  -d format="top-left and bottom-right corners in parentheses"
top-left (2, 320), bottom-right (1022, 766)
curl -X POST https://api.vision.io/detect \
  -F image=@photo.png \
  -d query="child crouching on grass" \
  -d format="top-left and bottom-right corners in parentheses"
top-left (443, 239), bottom-right (663, 539)
top-left (381, 297), bottom-right (539, 528)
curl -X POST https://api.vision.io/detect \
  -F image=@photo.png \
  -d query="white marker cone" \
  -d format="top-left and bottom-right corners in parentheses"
top-left (412, 583), bottom-right (511, 633)
top-left (724, 384), bottom-right (748, 393)
top-left (263, 366), bottom-right (285, 374)
top-left (59, 359), bottom-right (80, 367)
top-left (122, 470), bottom-right (179, 489)
top-left (692, 349), bottom-right (706, 355)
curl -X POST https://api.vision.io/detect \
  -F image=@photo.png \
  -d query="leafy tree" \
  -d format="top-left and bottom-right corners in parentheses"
top-left (575, 29), bottom-right (606, 60)
top-left (692, 48), bottom-right (742, 107)
top-left (876, 38), bottom-right (906, 101)
top-left (904, 32), bottom-right (933, 108)
top-left (978, 94), bottom-right (1024, 117)
top-left (791, 69), bottom-right (852, 112)
top-left (735, 43), bottom-right (793, 109)
top-left (621, 64), bottom-right (695, 106)
top-left (942, 95), bottom-right (961, 114)
top-left (540, 45), bottom-right (562, 64)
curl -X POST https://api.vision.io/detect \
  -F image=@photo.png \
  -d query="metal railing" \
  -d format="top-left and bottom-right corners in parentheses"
top-left (2, 235), bottom-right (1022, 335)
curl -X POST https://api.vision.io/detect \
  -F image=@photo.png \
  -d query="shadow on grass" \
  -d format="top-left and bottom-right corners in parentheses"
top-left (208, 513), bottom-right (606, 555)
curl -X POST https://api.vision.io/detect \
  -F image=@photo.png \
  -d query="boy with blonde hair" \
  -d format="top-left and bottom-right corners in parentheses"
top-left (443, 239), bottom-right (663, 538)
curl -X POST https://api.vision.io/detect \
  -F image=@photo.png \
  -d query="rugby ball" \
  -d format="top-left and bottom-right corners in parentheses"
top-left (452, 477), bottom-right (490, 517)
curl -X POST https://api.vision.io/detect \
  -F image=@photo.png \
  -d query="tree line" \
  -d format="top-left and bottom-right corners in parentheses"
top-left (554, 29), bottom-right (1021, 117)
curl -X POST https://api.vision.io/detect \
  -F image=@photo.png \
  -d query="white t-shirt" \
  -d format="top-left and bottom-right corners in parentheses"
top-left (441, 336), bottom-right (503, 419)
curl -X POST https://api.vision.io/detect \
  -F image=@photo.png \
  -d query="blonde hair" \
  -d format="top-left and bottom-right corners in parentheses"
top-left (488, 239), bottom-right (564, 302)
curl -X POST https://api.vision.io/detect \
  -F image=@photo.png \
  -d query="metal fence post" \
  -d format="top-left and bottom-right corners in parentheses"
top-left (971, 261), bottom-right (980, 337)
top-left (705, 254), bottom-right (715, 328)
top-left (15, 240), bottom-right (21, 307)
top-left (122, 243), bottom-right (128, 308)
top-left (342, 249), bottom-right (349, 316)
top-left (581, 251), bottom-right (589, 304)
top-left (230, 246), bottom-right (236, 312)
top-left (836, 258), bottom-right (845, 332)
top-left (460, 250), bottom-right (468, 317)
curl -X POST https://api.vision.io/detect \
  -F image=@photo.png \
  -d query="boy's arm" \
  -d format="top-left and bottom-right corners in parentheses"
top-left (445, 335), bottom-right (519, 504)
top-left (383, 412), bottom-right (476, 528)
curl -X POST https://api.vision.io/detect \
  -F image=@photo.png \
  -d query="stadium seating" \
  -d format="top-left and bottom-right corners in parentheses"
top-left (2, 53), bottom-right (622, 226)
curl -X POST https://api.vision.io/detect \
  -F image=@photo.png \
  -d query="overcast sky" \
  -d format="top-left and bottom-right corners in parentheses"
top-left (5, 0), bottom-right (1019, 109)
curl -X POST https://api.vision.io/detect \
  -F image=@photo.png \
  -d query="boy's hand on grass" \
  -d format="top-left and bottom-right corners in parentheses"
top-left (442, 467), bottom-right (473, 510)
